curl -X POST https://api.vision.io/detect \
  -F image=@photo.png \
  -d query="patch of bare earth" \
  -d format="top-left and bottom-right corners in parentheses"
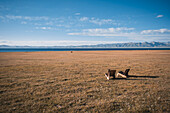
top-left (0, 50), bottom-right (169, 112)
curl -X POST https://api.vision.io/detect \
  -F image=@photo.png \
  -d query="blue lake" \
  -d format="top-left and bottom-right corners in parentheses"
top-left (0, 48), bottom-right (170, 52)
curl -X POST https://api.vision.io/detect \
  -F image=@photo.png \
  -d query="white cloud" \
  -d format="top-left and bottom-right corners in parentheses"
top-left (68, 32), bottom-right (136, 37)
top-left (29, 16), bottom-right (49, 21)
top-left (45, 21), bottom-right (53, 25)
top-left (6, 15), bottom-right (22, 19)
top-left (21, 21), bottom-right (27, 24)
top-left (68, 27), bottom-right (170, 42)
top-left (79, 17), bottom-right (116, 25)
top-left (141, 29), bottom-right (170, 34)
top-left (34, 23), bottom-right (42, 26)
top-left (80, 17), bottom-right (89, 21)
top-left (0, 40), bottom-right (125, 46)
top-left (1, 15), bottom-right (120, 29)
top-left (56, 24), bottom-right (70, 28)
top-left (5, 15), bottom-right (49, 21)
top-left (68, 27), bottom-right (135, 36)
top-left (89, 18), bottom-right (116, 25)
top-left (0, 16), bottom-right (4, 20)
top-left (35, 27), bottom-right (52, 30)
top-left (75, 13), bottom-right (80, 15)
top-left (156, 15), bottom-right (163, 18)
top-left (83, 27), bottom-right (134, 33)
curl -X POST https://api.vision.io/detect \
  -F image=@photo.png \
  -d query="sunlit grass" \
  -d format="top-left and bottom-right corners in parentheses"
top-left (0, 51), bottom-right (169, 112)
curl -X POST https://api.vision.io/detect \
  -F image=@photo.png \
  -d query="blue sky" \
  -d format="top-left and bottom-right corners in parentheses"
top-left (0, 0), bottom-right (170, 46)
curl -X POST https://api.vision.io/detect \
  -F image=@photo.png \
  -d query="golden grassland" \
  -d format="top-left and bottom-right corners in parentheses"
top-left (0, 50), bottom-right (170, 112)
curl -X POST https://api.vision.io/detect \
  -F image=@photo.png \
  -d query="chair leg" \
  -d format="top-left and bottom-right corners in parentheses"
top-left (116, 73), bottom-right (119, 78)
top-left (107, 76), bottom-right (110, 80)
top-left (105, 73), bottom-right (107, 77)
top-left (105, 73), bottom-right (110, 80)
top-left (117, 73), bottom-right (127, 78)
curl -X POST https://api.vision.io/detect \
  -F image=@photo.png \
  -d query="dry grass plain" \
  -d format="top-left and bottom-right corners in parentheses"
top-left (0, 50), bottom-right (170, 113)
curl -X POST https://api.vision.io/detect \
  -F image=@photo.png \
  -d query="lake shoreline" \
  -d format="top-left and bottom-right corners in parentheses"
top-left (0, 47), bottom-right (170, 52)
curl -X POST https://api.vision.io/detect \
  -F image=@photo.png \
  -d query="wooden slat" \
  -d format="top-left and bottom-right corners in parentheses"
top-left (117, 73), bottom-right (127, 78)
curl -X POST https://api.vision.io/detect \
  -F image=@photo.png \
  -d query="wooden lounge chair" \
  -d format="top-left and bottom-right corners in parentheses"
top-left (116, 69), bottom-right (130, 78)
top-left (105, 69), bottom-right (116, 80)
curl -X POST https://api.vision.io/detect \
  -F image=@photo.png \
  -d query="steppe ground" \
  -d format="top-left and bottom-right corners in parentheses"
top-left (0, 50), bottom-right (170, 113)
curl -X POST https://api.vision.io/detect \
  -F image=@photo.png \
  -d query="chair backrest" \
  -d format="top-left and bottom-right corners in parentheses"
top-left (124, 69), bottom-right (130, 76)
top-left (108, 69), bottom-right (116, 77)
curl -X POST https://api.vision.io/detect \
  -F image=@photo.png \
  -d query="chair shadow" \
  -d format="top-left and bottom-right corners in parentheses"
top-left (108, 74), bottom-right (159, 80)
top-left (128, 75), bottom-right (159, 78)
top-left (111, 78), bottom-right (147, 80)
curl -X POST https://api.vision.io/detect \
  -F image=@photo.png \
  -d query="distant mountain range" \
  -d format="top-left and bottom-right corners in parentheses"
top-left (0, 42), bottom-right (170, 48)
top-left (76, 42), bottom-right (170, 48)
